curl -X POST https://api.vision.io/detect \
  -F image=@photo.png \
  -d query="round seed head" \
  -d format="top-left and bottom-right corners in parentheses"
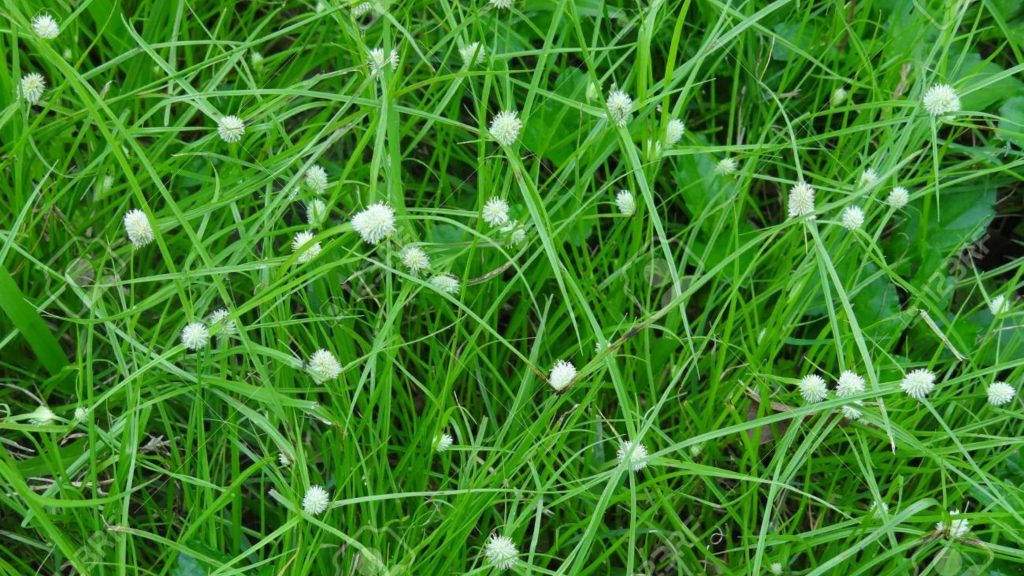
top-left (459, 42), bottom-right (486, 67)
top-left (208, 308), bottom-right (238, 337)
top-left (302, 485), bottom-right (330, 515)
top-left (400, 246), bottom-right (431, 274)
top-left (798, 374), bottom-right (828, 403)
top-left (922, 84), bottom-right (960, 117)
top-left (30, 406), bottom-right (56, 425)
top-left (606, 89), bottom-right (633, 127)
top-left (181, 322), bottom-right (210, 351)
top-left (664, 119), bottom-right (685, 147)
top-left (434, 433), bottom-right (453, 453)
top-left (715, 158), bottom-right (738, 175)
top-left (352, 2), bottom-right (374, 16)
top-left (549, 360), bottom-right (577, 391)
top-left (988, 294), bottom-right (1010, 315)
top-left (305, 165), bottom-right (329, 194)
top-left (787, 181), bottom-right (815, 218)
top-left (351, 203), bottom-right (396, 245)
top-left (307, 349), bottom-right (342, 383)
top-left (489, 110), bottom-right (522, 147)
top-left (482, 197), bottom-right (511, 227)
top-left (19, 73), bottom-right (46, 105)
top-left (484, 534), bottom-right (518, 570)
top-left (859, 168), bottom-right (879, 189)
top-left (32, 14), bottom-right (60, 39)
top-left (987, 381), bottom-right (1015, 406)
top-left (831, 87), bottom-right (847, 107)
top-left (615, 190), bottom-right (636, 216)
top-left (306, 199), bottom-right (328, 227)
top-left (291, 231), bottom-right (322, 263)
top-left (429, 274), bottom-right (460, 295)
top-left (368, 47), bottom-right (399, 76)
top-left (841, 205), bottom-right (865, 230)
top-left (836, 370), bottom-right (866, 397)
top-left (123, 209), bottom-right (155, 248)
top-left (217, 115), bottom-right (245, 142)
top-left (901, 368), bottom-right (936, 400)
top-left (616, 440), bottom-right (649, 472)
top-left (887, 186), bottom-right (909, 209)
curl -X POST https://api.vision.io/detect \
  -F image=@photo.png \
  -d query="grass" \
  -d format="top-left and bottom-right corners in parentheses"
top-left (1, 0), bottom-right (1023, 574)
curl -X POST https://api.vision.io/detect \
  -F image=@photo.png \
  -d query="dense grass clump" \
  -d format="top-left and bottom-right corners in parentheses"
top-left (2, 1), bottom-right (1023, 574)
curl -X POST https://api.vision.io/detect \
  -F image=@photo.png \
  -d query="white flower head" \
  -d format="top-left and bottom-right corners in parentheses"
top-left (368, 47), bottom-right (399, 76)
top-left (887, 186), bottom-right (909, 209)
top-left (841, 205), bottom-right (865, 231)
top-left (987, 381), bottom-right (1015, 406)
top-left (307, 349), bottom-right (342, 383)
top-left (841, 403), bottom-right (864, 420)
top-left (459, 42), bottom-right (487, 67)
top-left (352, 2), bottom-right (374, 16)
top-left (901, 368), bottom-right (936, 400)
top-left (923, 84), bottom-right (960, 118)
top-left (489, 0), bottom-right (514, 9)
top-left (936, 510), bottom-right (970, 539)
top-left (351, 203), bottom-right (396, 245)
top-left (606, 89), bottom-right (633, 127)
top-left (482, 197), bottom-right (511, 227)
top-left (302, 485), bottom-right (330, 515)
top-left (836, 370), bottom-right (866, 398)
top-left (798, 374), bottom-right (828, 403)
top-left (769, 562), bottom-right (784, 576)
top-left (250, 51), bottom-right (264, 68)
top-left (549, 360), bottom-right (576, 391)
top-left (74, 406), bottom-right (89, 422)
top-left (988, 294), bottom-right (1010, 315)
top-left (831, 87), bottom-right (848, 107)
top-left (292, 231), bottom-right (322, 263)
top-left (508, 226), bottom-right (527, 246)
top-left (30, 406), bottom-right (56, 425)
top-left (434, 433), bottom-right (453, 453)
top-left (715, 158), bottom-right (738, 175)
top-left (217, 115), bottom-right (245, 143)
top-left (617, 440), bottom-right (649, 472)
top-left (489, 110), bottom-right (522, 147)
top-left (429, 274), bottom-right (460, 295)
top-left (278, 452), bottom-right (292, 467)
top-left (306, 199), bottom-right (328, 227)
top-left (401, 245), bottom-right (431, 274)
top-left (586, 81), bottom-right (601, 102)
top-left (32, 14), bottom-right (60, 39)
top-left (19, 73), bottom-right (46, 105)
top-left (664, 119), bottom-right (685, 147)
top-left (208, 308), bottom-right (238, 337)
top-left (123, 209), bottom-right (155, 248)
top-left (181, 322), bottom-right (210, 351)
top-left (102, 175), bottom-right (115, 192)
top-left (859, 168), bottom-right (879, 189)
top-left (305, 164), bottom-right (329, 194)
top-left (484, 534), bottom-right (518, 570)
top-left (787, 181), bottom-right (815, 218)
top-left (615, 190), bottom-right (636, 216)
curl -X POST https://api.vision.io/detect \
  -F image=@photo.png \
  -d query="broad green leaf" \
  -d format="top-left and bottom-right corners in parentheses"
top-left (0, 265), bottom-right (69, 376)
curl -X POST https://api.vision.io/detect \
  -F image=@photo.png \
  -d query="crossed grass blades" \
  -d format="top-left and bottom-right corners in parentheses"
top-left (1, 0), bottom-right (1024, 575)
